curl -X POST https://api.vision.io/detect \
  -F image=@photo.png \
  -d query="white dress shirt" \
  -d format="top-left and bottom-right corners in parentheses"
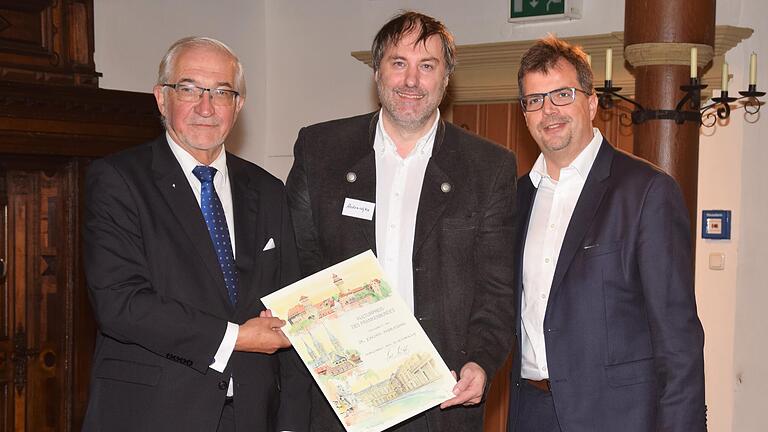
top-left (374, 110), bottom-right (439, 312)
top-left (167, 133), bottom-right (238, 393)
top-left (520, 128), bottom-right (602, 380)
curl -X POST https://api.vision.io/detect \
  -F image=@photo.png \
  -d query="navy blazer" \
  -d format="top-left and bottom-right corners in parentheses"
top-left (508, 140), bottom-right (706, 432)
top-left (83, 136), bottom-right (310, 432)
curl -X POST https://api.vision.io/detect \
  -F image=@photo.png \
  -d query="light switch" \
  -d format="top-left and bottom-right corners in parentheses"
top-left (708, 252), bottom-right (726, 270)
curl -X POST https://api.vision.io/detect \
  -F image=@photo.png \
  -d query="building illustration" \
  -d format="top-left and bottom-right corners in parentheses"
top-left (262, 251), bottom-right (455, 432)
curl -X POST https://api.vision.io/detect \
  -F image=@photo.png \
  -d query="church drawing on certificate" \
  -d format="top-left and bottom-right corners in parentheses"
top-left (282, 272), bottom-right (445, 424)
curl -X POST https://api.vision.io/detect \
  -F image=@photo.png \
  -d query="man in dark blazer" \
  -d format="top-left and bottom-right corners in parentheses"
top-left (286, 11), bottom-right (517, 432)
top-left (83, 37), bottom-right (310, 432)
top-left (507, 36), bottom-right (706, 432)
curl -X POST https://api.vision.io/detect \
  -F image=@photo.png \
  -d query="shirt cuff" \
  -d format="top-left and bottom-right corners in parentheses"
top-left (209, 322), bottom-right (239, 373)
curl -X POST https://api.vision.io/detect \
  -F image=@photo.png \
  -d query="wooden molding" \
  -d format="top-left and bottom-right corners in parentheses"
top-left (351, 25), bottom-right (753, 103)
top-left (624, 43), bottom-right (714, 68)
top-left (0, 82), bottom-right (161, 157)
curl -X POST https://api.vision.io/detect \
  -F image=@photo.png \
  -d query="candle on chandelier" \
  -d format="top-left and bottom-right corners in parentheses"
top-left (605, 48), bottom-right (613, 82)
top-left (721, 62), bottom-right (729, 94)
top-left (749, 52), bottom-right (757, 86)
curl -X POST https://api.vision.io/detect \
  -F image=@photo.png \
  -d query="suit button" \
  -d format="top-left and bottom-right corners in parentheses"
top-left (218, 380), bottom-right (227, 390)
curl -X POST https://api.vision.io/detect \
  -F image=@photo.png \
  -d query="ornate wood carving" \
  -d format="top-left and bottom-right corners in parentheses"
top-left (0, 0), bottom-right (100, 87)
top-left (0, 81), bottom-right (161, 157)
top-left (0, 3), bottom-right (161, 430)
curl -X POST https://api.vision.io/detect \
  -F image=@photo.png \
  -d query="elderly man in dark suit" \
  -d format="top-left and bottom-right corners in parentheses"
top-left (83, 36), bottom-right (310, 432)
top-left (507, 35), bottom-right (706, 432)
top-left (286, 11), bottom-right (517, 432)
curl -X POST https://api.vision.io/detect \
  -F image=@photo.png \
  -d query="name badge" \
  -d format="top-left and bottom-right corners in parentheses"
top-left (341, 198), bottom-right (375, 221)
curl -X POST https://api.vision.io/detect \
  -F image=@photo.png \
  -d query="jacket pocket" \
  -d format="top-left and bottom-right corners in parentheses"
top-left (96, 358), bottom-right (162, 386)
top-left (583, 240), bottom-right (622, 259)
top-left (604, 358), bottom-right (655, 388)
top-left (442, 213), bottom-right (480, 231)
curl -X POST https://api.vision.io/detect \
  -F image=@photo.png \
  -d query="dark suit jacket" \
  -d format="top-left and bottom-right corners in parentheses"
top-left (82, 136), bottom-right (310, 432)
top-left (508, 140), bottom-right (706, 432)
top-left (286, 112), bottom-right (518, 432)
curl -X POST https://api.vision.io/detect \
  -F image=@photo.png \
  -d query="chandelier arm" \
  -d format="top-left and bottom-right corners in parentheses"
top-left (595, 88), bottom-right (646, 111)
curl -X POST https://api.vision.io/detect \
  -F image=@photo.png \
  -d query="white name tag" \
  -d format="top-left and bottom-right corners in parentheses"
top-left (341, 198), bottom-right (375, 221)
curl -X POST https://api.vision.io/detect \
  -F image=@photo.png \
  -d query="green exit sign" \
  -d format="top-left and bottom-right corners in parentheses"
top-left (509, 0), bottom-right (582, 22)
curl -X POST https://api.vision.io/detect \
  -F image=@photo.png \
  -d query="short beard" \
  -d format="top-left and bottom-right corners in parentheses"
top-left (376, 80), bottom-right (445, 133)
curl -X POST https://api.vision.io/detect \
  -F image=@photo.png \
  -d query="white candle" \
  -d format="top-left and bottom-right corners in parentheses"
top-left (721, 62), bottom-right (729, 93)
top-left (749, 52), bottom-right (757, 86)
top-left (690, 47), bottom-right (698, 79)
top-left (586, 54), bottom-right (592, 67)
top-left (605, 48), bottom-right (613, 81)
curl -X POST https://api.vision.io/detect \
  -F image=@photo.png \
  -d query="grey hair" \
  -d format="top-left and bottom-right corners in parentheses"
top-left (157, 36), bottom-right (246, 97)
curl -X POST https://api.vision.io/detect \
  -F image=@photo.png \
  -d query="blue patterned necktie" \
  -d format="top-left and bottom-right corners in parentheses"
top-left (192, 165), bottom-right (238, 305)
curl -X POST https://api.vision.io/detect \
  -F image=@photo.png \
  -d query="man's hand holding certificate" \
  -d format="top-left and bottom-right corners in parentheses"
top-left (262, 251), bottom-right (456, 432)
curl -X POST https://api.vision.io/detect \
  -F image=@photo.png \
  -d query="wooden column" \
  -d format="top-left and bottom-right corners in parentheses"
top-left (624, 0), bottom-right (716, 227)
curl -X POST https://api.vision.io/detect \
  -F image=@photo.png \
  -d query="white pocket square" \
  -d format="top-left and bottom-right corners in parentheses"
top-left (263, 238), bottom-right (276, 251)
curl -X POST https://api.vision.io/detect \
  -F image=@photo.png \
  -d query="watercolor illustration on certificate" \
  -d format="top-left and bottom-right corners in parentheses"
top-left (262, 250), bottom-right (456, 432)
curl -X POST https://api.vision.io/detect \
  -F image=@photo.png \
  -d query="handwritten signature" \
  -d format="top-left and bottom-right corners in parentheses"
top-left (386, 344), bottom-right (410, 360)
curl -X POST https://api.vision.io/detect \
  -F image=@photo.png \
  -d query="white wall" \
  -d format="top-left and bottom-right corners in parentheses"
top-left (696, 2), bottom-right (768, 431)
top-left (95, 1), bottom-right (767, 431)
top-left (94, 0), bottom-right (268, 162)
top-left (715, 2), bottom-right (768, 431)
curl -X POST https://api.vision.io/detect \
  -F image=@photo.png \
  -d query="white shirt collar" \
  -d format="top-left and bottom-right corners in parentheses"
top-left (166, 132), bottom-right (228, 177)
top-left (373, 109), bottom-right (440, 158)
top-left (529, 127), bottom-right (603, 187)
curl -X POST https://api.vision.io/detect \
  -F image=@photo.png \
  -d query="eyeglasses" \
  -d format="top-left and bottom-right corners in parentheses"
top-left (519, 87), bottom-right (591, 112)
top-left (162, 83), bottom-right (240, 106)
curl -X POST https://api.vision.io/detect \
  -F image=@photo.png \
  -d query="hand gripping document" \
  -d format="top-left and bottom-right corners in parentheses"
top-left (262, 250), bottom-right (455, 432)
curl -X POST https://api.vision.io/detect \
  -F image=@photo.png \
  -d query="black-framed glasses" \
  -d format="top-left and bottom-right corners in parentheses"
top-left (162, 83), bottom-right (240, 107)
top-left (520, 87), bottom-right (592, 112)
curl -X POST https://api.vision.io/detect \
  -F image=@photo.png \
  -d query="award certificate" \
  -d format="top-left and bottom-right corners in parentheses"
top-left (262, 250), bottom-right (456, 432)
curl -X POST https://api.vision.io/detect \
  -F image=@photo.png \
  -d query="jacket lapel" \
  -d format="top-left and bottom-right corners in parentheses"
top-left (230, 157), bottom-right (260, 308)
top-left (413, 120), bottom-right (451, 256)
top-left (151, 137), bottom-right (229, 305)
top-left (341, 114), bottom-right (379, 254)
top-left (547, 140), bottom-right (614, 301)
top-left (515, 176), bottom-right (537, 333)
top-left (345, 154), bottom-right (377, 253)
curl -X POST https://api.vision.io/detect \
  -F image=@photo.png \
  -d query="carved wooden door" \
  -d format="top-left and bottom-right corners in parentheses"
top-left (0, 158), bottom-right (77, 432)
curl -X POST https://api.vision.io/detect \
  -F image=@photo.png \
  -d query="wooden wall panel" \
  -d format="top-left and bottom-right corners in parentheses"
top-left (454, 101), bottom-right (636, 175)
top-left (510, 108), bottom-right (539, 174)
top-left (483, 103), bottom-right (512, 149)
top-left (453, 104), bottom-right (480, 135)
